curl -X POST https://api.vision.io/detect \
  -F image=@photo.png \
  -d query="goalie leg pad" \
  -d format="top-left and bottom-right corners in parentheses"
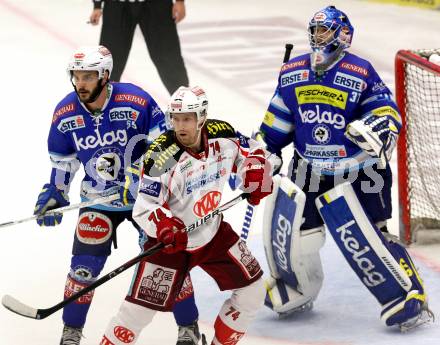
top-left (316, 182), bottom-right (430, 327)
top-left (263, 175), bottom-right (325, 314)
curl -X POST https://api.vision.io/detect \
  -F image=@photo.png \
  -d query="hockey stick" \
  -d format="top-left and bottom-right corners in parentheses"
top-left (2, 192), bottom-right (248, 320)
top-left (241, 44), bottom-right (294, 240)
top-left (0, 194), bottom-right (120, 229)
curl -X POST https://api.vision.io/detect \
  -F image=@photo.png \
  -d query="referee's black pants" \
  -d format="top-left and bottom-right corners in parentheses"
top-left (100, 0), bottom-right (189, 94)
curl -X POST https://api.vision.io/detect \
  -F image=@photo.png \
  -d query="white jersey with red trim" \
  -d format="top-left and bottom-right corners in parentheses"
top-left (133, 119), bottom-right (265, 250)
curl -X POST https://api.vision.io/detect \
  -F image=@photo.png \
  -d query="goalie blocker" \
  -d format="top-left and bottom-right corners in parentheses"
top-left (316, 182), bottom-right (433, 330)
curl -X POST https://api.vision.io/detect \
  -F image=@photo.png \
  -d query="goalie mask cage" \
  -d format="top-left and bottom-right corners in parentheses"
top-left (395, 49), bottom-right (440, 244)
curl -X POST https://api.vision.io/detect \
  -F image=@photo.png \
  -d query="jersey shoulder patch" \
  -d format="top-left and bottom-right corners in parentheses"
top-left (142, 131), bottom-right (183, 177)
top-left (52, 92), bottom-right (78, 123)
top-left (205, 119), bottom-right (236, 139)
top-left (112, 83), bottom-right (149, 108)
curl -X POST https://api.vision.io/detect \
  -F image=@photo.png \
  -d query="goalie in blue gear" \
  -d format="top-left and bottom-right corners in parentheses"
top-left (259, 5), bottom-right (433, 330)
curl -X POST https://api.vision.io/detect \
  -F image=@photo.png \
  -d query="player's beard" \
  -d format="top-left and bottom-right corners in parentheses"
top-left (75, 80), bottom-right (104, 104)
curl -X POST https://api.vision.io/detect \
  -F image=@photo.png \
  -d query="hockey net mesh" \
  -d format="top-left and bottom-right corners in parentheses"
top-left (397, 49), bottom-right (440, 243)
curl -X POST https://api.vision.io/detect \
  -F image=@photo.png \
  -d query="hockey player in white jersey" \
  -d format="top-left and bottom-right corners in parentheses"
top-left (100, 86), bottom-right (271, 345)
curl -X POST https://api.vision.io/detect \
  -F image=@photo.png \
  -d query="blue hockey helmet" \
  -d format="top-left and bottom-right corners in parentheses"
top-left (308, 6), bottom-right (354, 71)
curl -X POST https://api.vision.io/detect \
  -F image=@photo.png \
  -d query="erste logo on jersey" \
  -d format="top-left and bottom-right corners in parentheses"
top-left (73, 128), bottom-right (128, 150)
top-left (57, 115), bottom-right (86, 133)
top-left (281, 69), bottom-right (309, 88)
top-left (296, 85), bottom-right (348, 109)
top-left (109, 107), bottom-right (139, 122)
top-left (193, 191), bottom-right (222, 217)
top-left (333, 72), bottom-right (366, 92)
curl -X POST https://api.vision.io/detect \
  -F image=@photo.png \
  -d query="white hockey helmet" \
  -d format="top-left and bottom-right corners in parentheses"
top-left (166, 86), bottom-right (208, 129)
top-left (67, 45), bottom-right (113, 79)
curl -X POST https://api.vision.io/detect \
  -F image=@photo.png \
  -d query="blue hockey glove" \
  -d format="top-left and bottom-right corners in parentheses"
top-left (119, 162), bottom-right (141, 206)
top-left (34, 184), bottom-right (69, 226)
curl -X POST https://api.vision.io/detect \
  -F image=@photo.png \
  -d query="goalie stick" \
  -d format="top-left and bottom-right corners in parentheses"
top-left (2, 193), bottom-right (248, 320)
top-left (0, 193), bottom-right (120, 229)
top-left (240, 43), bottom-right (294, 241)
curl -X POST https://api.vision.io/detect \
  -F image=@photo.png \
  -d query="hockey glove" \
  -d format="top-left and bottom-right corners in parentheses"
top-left (34, 183), bottom-right (69, 226)
top-left (156, 216), bottom-right (188, 254)
top-left (242, 149), bottom-right (273, 206)
top-left (119, 161), bottom-right (141, 206)
top-left (345, 113), bottom-right (399, 168)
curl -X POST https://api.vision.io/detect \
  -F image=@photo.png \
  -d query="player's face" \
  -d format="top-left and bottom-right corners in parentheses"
top-left (71, 70), bottom-right (101, 103)
top-left (312, 25), bottom-right (335, 47)
top-left (171, 112), bottom-right (199, 147)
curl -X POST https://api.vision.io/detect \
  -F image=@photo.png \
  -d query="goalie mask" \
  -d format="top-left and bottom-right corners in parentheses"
top-left (67, 45), bottom-right (113, 103)
top-left (308, 6), bottom-right (353, 73)
top-left (166, 86), bottom-right (208, 131)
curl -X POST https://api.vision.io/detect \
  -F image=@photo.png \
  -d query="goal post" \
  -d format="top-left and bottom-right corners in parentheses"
top-left (395, 49), bottom-right (440, 244)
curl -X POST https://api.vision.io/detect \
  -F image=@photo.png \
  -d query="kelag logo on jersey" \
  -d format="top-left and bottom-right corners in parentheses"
top-left (296, 85), bottom-right (348, 110)
top-left (72, 128), bottom-right (128, 150)
top-left (109, 107), bottom-right (139, 122)
top-left (57, 115), bottom-right (86, 133)
top-left (299, 105), bottom-right (346, 129)
top-left (280, 69), bottom-right (309, 87)
top-left (139, 177), bottom-right (161, 197)
top-left (333, 72), bottom-right (366, 92)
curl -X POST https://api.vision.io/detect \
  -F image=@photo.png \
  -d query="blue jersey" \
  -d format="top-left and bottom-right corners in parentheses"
top-left (260, 52), bottom-right (401, 175)
top-left (48, 82), bottom-right (166, 211)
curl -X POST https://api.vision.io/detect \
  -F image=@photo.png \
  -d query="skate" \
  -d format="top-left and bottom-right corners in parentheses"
top-left (399, 303), bottom-right (435, 332)
top-left (278, 301), bottom-right (314, 319)
top-left (59, 325), bottom-right (83, 345)
top-left (176, 320), bottom-right (207, 345)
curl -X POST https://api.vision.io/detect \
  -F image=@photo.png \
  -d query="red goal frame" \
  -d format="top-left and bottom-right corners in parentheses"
top-left (395, 50), bottom-right (440, 244)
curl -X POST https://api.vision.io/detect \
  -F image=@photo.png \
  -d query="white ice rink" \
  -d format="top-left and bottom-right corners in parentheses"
top-left (1, 0), bottom-right (440, 344)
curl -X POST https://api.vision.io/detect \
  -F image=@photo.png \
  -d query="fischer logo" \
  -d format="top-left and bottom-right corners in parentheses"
top-left (73, 128), bottom-right (127, 150)
top-left (336, 220), bottom-right (386, 287)
top-left (272, 214), bottom-right (292, 273)
top-left (57, 115), bottom-right (85, 133)
top-left (193, 191), bottom-right (222, 217)
top-left (299, 105), bottom-right (345, 129)
top-left (113, 326), bottom-right (135, 344)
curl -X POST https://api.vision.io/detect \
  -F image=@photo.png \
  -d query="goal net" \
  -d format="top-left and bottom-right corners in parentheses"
top-left (395, 49), bottom-right (440, 244)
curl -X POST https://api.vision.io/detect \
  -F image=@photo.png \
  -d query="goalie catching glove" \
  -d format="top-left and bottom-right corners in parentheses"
top-left (156, 215), bottom-right (188, 254)
top-left (345, 112), bottom-right (399, 168)
top-left (33, 183), bottom-right (70, 226)
top-left (242, 149), bottom-right (273, 205)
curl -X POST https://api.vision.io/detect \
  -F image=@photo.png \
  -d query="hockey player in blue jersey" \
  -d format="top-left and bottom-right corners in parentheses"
top-left (259, 6), bottom-right (434, 331)
top-left (33, 46), bottom-right (200, 345)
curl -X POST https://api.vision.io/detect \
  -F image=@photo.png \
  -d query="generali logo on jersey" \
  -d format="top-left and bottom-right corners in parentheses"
top-left (193, 191), bottom-right (222, 217)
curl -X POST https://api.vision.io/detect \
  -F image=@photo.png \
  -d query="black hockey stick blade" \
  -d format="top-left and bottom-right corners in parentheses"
top-left (2, 241), bottom-right (165, 320)
top-left (2, 193), bottom-right (248, 320)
